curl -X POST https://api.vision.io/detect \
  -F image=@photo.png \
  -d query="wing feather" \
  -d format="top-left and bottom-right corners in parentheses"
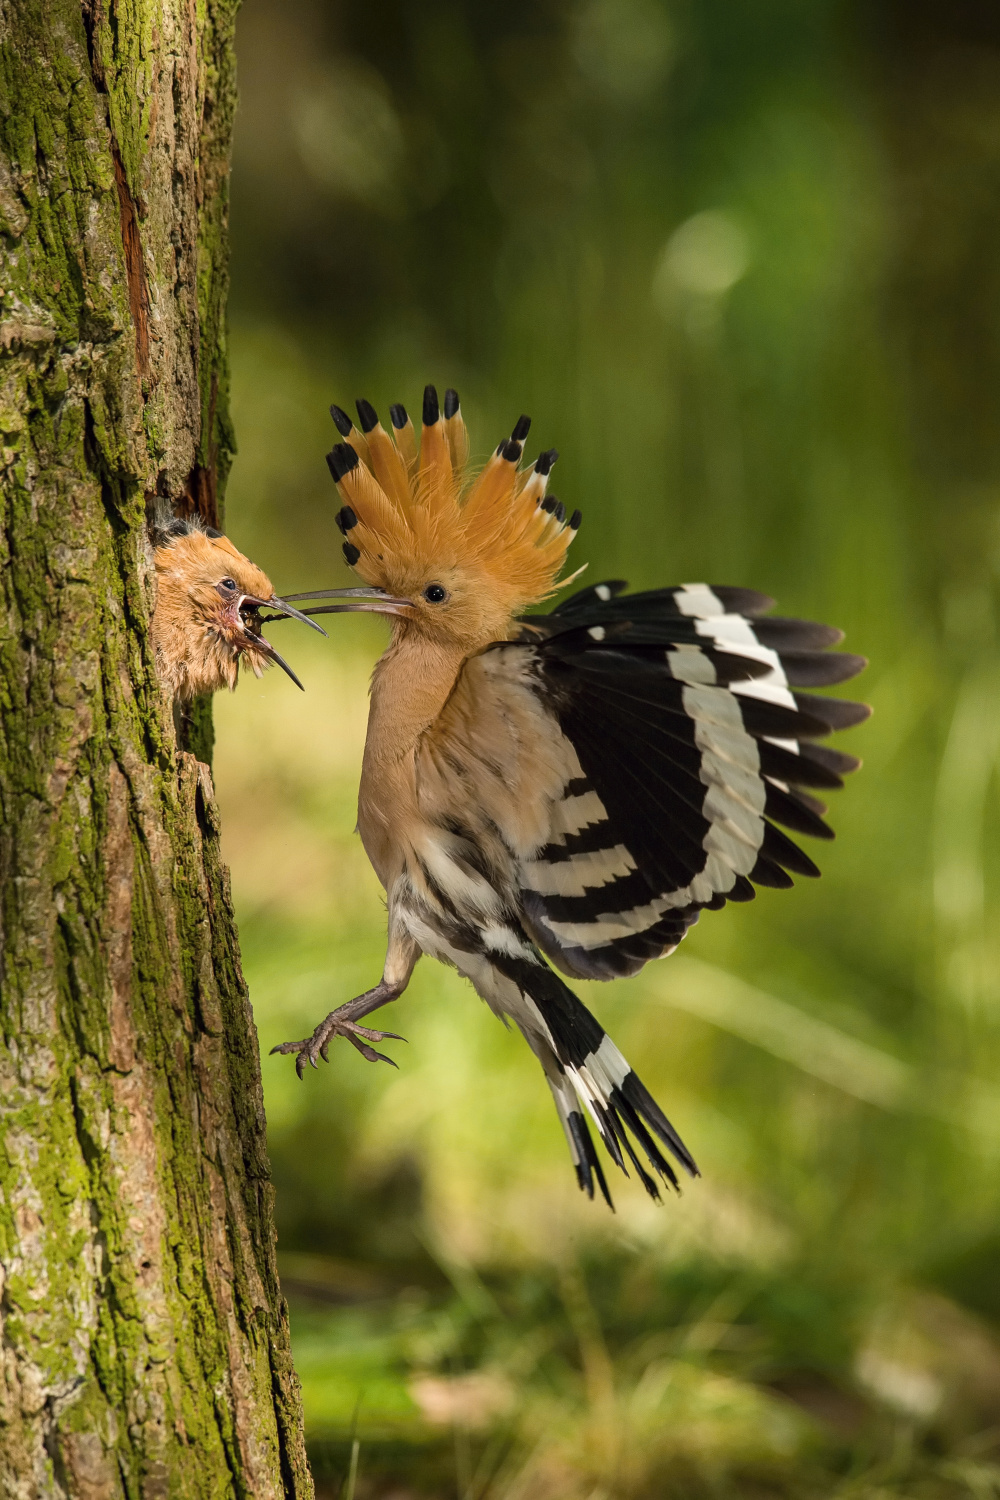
top-left (415, 581), bottom-right (867, 986)
top-left (512, 581), bottom-right (867, 980)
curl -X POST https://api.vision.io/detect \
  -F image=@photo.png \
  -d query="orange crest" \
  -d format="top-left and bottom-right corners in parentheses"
top-left (326, 387), bottom-right (581, 619)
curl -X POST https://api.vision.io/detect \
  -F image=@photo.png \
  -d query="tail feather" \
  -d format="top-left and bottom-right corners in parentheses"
top-left (618, 1069), bottom-right (698, 1177)
top-left (604, 1083), bottom-right (681, 1196)
top-left (492, 949), bottom-right (698, 1202)
top-left (597, 1099), bottom-right (665, 1198)
top-left (543, 1068), bottom-right (613, 1207)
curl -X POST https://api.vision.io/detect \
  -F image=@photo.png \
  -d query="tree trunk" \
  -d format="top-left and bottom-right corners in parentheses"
top-left (0, 2), bottom-right (313, 1495)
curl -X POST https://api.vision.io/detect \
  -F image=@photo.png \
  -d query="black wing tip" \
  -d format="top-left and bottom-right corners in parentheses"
top-left (780, 652), bottom-right (869, 689)
top-left (390, 402), bottom-right (409, 430)
top-left (761, 740), bottom-right (850, 789)
top-left (709, 585), bottom-right (777, 616)
top-left (794, 692), bottom-right (872, 733)
top-left (764, 782), bottom-right (835, 841)
top-left (511, 413), bottom-right (531, 442)
top-left (750, 821), bottom-right (823, 884)
top-left (754, 616), bottom-right (846, 650)
top-left (750, 855), bottom-right (795, 889)
top-left (422, 384), bottom-right (439, 426)
top-left (805, 742), bottom-right (863, 776)
top-left (443, 387), bottom-right (460, 419)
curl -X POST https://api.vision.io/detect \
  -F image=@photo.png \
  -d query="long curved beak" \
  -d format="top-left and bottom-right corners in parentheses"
top-left (251, 634), bottom-right (305, 692)
top-left (269, 586), bottom-right (414, 620)
top-left (236, 593), bottom-right (319, 691)
top-left (241, 593), bottom-right (329, 636)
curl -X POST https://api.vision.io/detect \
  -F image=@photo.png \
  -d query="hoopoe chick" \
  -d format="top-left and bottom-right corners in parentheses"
top-left (151, 516), bottom-right (324, 701)
top-left (273, 387), bottom-right (870, 1207)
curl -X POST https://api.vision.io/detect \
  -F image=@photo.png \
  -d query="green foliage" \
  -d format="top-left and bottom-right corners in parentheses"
top-left (218, 0), bottom-right (1000, 1493)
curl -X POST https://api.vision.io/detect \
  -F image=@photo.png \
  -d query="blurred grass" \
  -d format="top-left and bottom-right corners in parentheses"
top-left (215, 0), bottom-right (1000, 1493)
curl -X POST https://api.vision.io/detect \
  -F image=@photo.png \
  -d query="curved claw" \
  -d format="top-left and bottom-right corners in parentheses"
top-left (271, 1017), bottom-right (405, 1073)
top-left (348, 1034), bottom-right (399, 1067)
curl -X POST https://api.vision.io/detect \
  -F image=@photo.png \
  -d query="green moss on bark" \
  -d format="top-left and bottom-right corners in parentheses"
top-left (0, 1), bottom-right (312, 1494)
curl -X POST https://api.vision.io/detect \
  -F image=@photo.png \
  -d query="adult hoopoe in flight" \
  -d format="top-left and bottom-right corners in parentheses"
top-left (272, 387), bottom-right (869, 1205)
top-left (150, 513), bottom-right (325, 702)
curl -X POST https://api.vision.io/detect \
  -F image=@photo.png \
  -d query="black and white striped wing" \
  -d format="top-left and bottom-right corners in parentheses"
top-left (515, 581), bottom-right (868, 981)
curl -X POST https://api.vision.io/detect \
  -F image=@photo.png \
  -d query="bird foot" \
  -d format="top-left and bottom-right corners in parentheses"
top-left (271, 1007), bottom-right (405, 1077)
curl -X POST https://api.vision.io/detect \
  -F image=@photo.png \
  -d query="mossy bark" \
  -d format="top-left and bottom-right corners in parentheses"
top-left (0, 2), bottom-right (313, 1495)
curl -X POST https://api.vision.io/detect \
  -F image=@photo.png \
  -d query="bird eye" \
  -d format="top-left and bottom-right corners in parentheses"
top-left (217, 578), bottom-right (238, 596)
top-left (423, 583), bottom-right (448, 604)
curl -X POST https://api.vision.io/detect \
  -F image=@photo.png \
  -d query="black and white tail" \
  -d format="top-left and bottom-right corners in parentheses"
top-left (490, 951), bottom-right (697, 1206)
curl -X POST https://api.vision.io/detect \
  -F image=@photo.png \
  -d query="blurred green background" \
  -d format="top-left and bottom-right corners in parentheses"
top-left (213, 1), bottom-right (1000, 1494)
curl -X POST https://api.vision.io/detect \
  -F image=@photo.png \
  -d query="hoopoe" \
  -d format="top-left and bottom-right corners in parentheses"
top-left (271, 388), bottom-right (869, 1205)
top-left (150, 514), bottom-right (325, 702)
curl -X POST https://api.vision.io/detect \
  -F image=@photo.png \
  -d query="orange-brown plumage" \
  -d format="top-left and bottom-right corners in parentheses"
top-left (273, 384), bottom-right (868, 1208)
top-left (151, 521), bottom-right (321, 701)
top-left (326, 388), bottom-right (582, 655)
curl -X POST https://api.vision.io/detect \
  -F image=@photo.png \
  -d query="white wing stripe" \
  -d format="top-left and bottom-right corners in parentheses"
top-left (690, 722), bottom-right (762, 776)
top-left (533, 676), bottom-right (769, 951)
top-left (694, 626), bottom-right (799, 712)
top-left (682, 682), bottom-right (754, 732)
top-left (548, 789), bottom-right (609, 840)
top-left (675, 583), bottom-right (725, 617)
top-left (522, 844), bottom-right (637, 896)
top-left (693, 611), bottom-right (759, 644)
top-left (702, 785), bottom-right (766, 848)
top-left (666, 645), bottom-right (718, 686)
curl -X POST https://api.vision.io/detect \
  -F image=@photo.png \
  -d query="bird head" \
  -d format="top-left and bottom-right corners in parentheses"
top-left (151, 519), bottom-right (325, 701)
top-left (287, 387), bottom-right (582, 654)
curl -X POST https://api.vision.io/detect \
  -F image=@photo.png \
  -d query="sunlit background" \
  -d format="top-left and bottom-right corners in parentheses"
top-left (213, 1), bottom-right (1000, 1494)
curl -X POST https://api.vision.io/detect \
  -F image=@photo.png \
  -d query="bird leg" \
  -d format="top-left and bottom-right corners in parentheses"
top-left (270, 980), bottom-right (407, 1077)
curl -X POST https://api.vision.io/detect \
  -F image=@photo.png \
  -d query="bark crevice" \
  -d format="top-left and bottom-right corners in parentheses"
top-left (109, 143), bottom-right (150, 380)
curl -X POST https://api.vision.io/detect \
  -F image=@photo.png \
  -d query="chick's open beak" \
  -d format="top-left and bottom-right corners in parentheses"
top-left (248, 633), bottom-right (306, 691)
top-left (275, 586), bottom-right (415, 619)
top-left (241, 594), bottom-right (329, 635)
top-left (236, 593), bottom-right (322, 692)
